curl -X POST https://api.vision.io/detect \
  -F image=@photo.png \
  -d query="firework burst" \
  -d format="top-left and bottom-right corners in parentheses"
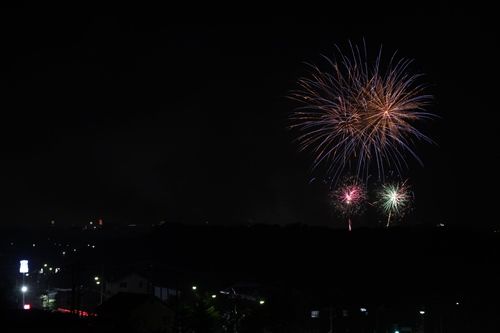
top-left (377, 180), bottom-right (411, 227)
top-left (290, 42), bottom-right (435, 181)
top-left (331, 178), bottom-right (367, 231)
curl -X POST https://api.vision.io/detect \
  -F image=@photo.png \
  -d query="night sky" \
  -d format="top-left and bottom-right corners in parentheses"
top-left (1, 4), bottom-right (497, 227)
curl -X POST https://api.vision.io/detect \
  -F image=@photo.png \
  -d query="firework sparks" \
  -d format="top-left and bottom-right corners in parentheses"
top-left (378, 180), bottom-right (411, 227)
top-left (331, 178), bottom-right (367, 231)
top-left (290, 42), bottom-right (435, 181)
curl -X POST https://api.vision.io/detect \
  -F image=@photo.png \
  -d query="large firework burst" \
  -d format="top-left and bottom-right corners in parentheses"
top-left (290, 42), bottom-right (435, 181)
top-left (331, 178), bottom-right (367, 231)
top-left (377, 180), bottom-right (412, 227)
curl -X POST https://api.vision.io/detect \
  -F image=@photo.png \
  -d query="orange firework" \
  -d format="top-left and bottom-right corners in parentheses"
top-left (290, 42), bottom-right (435, 181)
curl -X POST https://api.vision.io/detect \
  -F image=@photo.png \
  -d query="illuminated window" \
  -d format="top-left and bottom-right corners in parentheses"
top-left (311, 310), bottom-right (320, 318)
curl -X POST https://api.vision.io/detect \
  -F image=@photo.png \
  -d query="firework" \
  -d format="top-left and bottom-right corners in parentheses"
top-left (290, 42), bottom-right (435, 181)
top-left (377, 180), bottom-right (411, 227)
top-left (331, 178), bottom-right (367, 231)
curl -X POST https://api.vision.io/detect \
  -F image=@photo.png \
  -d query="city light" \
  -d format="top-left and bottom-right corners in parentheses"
top-left (96, 281), bottom-right (101, 285)
top-left (23, 304), bottom-right (31, 310)
top-left (419, 310), bottom-right (426, 315)
top-left (19, 260), bottom-right (29, 273)
top-left (192, 286), bottom-right (197, 290)
top-left (94, 276), bottom-right (99, 281)
top-left (259, 300), bottom-right (265, 305)
top-left (21, 286), bottom-right (28, 293)
top-left (360, 308), bottom-right (367, 312)
top-left (211, 294), bottom-right (217, 298)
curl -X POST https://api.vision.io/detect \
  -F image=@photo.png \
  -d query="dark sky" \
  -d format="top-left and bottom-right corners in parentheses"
top-left (0, 4), bottom-right (497, 227)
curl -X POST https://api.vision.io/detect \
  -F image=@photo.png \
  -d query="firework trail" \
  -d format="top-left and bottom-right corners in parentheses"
top-left (331, 177), bottom-right (367, 231)
top-left (377, 180), bottom-right (411, 227)
top-left (290, 41), bottom-right (435, 182)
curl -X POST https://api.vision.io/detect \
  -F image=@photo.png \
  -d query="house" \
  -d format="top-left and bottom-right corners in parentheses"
top-left (104, 273), bottom-right (151, 299)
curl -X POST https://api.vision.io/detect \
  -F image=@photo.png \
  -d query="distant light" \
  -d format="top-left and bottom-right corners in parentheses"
top-left (360, 307), bottom-right (367, 312)
top-left (394, 330), bottom-right (400, 333)
top-left (211, 294), bottom-right (217, 298)
top-left (43, 264), bottom-right (48, 267)
top-left (21, 286), bottom-right (28, 293)
top-left (39, 269), bottom-right (44, 274)
top-left (419, 310), bottom-right (426, 315)
top-left (25, 273), bottom-right (29, 277)
top-left (49, 267), bottom-right (53, 271)
top-left (89, 221), bottom-right (93, 225)
top-left (91, 245), bottom-right (95, 249)
top-left (23, 304), bottom-right (31, 310)
top-left (73, 249), bottom-right (77, 252)
top-left (311, 310), bottom-right (319, 318)
top-left (456, 301), bottom-right (460, 305)
top-left (96, 281), bottom-right (101, 285)
top-left (259, 300), bottom-right (265, 305)
top-left (62, 251), bottom-right (66, 255)
top-left (94, 276), bottom-right (99, 281)
top-left (192, 286), bottom-right (197, 290)
top-left (32, 243), bottom-right (36, 247)
top-left (87, 244), bottom-right (90, 247)
top-left (55, 268), bottom-right (60, 273)
top-left (19, 260), bottom-right (29, 273)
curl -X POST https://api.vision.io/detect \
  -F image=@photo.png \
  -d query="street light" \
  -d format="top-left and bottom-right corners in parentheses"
top-left (259, 300), bottom-right (265, 305)
top-left (21, 285), bottom-right (28, 307)
top-left (94, 276), bottom-right (99, 281)
top-left (212, 294), bottom-right (217, 298)
top-left (192, 286), bottom-right (197, 291)
top-left (419, 310), bottom-right (426, 315)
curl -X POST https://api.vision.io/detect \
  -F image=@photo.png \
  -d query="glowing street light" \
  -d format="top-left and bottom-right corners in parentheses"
top-left (21, 286), bottom-right (28, 293)
top-left (419, 310), bottom-right (426, 315)
top-left (94, 276), bottom-right (99, 281)
top-left (259, 300), bottom-right (265, 305)
top-left (192, 286), bottom-right (197, 291)
top-left (211, 294), bottom-right (217, 298)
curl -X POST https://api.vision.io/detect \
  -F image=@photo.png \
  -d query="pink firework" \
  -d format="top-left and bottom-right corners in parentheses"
top-left (331, 179), bottom-right (367, 231)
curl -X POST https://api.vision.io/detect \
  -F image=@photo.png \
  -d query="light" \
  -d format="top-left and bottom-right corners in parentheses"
top-left (23, 304), bottom-right (31, 310)
top-left (419, 310), bottom-right (426, 315)
top-left (21, 286), bottom-right (28, 293)
top-left (311, 310), bottom-right (320, 318)
top-left (394, 330), bottom-right (400, 333)
top-left (32, 243), bottom-right (36, 247)
top-left (456, 301), bottom-right (460, 305)
top-left (44, 264), bottom-right (48, 267)
top-left (259, 300), bottom-right (265, 305)
top-left (96, 281), bottom-right (101, 285)
top-left (94, 276), bottom-right (99, 281)
top-left (19, 260), bottom-right (29, 273)
top-left (49, 267), bottom-right (53, 271)
top-left (62, 251), bottom-right (66, 255)
top-left (192, 286), bottom-right (197, 291)
top-left (360, 308), bottom-right (367, 312)
top-left (211, 294), bottom-right (217, 298)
